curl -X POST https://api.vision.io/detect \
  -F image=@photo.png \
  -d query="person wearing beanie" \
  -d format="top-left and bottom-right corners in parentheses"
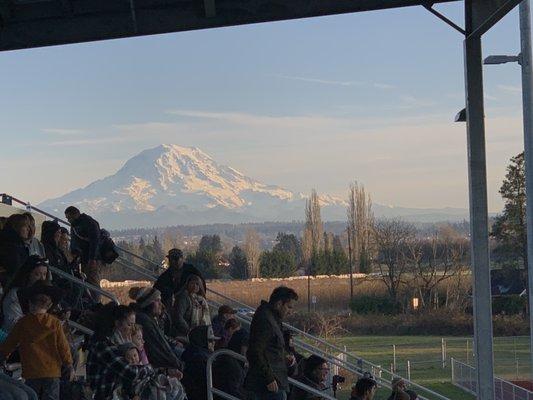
top-left (130, 286), bottom-right (182, 370)
top-left (289, 355), bottom-right (329, 400)
top-left (154, 248), bottom-right (205, 309)
top-left (181, 326), bottom-right (219, 400)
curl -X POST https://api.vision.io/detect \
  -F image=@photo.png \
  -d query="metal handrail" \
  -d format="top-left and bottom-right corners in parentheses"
top-left (206, 349), bottom-right (337, 400)
top-left (0, 193), bottom-right (162, 270)
top-left (69, 320), bottom-right (95, 336)
top-left (2, 194), bottom-right (448, 400)
top-left (48, 265), bottom-right (120, 304)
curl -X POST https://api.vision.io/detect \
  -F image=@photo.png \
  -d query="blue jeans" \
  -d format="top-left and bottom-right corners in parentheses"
top-left (25, 378), bottom-right (60, 400)
top-left (251, 390), bottom-right (287, 400)
top-left (0, 373), bottom-right (38, 400)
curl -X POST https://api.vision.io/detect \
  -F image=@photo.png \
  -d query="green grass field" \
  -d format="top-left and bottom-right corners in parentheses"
top-left (321, 335), bottom-right (531, 400)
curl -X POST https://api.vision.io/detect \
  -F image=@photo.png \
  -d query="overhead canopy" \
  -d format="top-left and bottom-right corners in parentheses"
top-left (0, 0), bottom-right (459, 51)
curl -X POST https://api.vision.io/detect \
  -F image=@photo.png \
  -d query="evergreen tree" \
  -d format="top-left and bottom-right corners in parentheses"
top-left (273, 233), bottom-right (302, 265)
top-left (259, 250), bottom-right (297, 278)
top-left (152, 235), bottom-right (165, 261)
top-left (229, 246), bottom-right (248, 279)
top-left (491, 152), bottom-right (527, 269)
top-left (199, 235), bottom-right (222, 254)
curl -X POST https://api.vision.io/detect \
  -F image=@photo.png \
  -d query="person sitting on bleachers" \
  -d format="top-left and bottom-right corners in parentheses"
top-left (22, 213), bottom-right (45, 258)
top-left (213, 328), bottom-right (249, 400)
top-left (387, 378), bottom-right (410, 400)
top-left (289, 355), bottom-right (328, 400)
top-left (130, 286), bottom-right (183, 371)
top-left (211, 305), bottom-right (236, 338)
top-left (1, 255), bottom-right (49, 333)
top-left (215, 318), bottom-right (241, 350)
top-left (284, 330), bottom-right (305, 367)
top-left (0, 370), bottom-right (38, 400)
top-left (0, 281), bottom-right (74, 400)
top-left (110, 305), bottom-right (135, 346)
top-left (181, 325), bottom-right (219, 400)
top-left (154, 248), bottom-right (205, 310)
top-left (131, 324), bottom-right (150, 366)
top-left (86, 303), bottom-right (154, 400)
top-left (0, 214), bottom-right (31, 286)
top-left (58, 227), bottom-right (76, 264)
top-left (350, 377), bottom-right (377, 400)
top-left (172, 274), bottom-right (210, 338)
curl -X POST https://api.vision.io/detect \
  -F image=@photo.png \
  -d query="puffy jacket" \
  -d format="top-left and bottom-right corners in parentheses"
top-left (181, 327), bottom-right (212, 400)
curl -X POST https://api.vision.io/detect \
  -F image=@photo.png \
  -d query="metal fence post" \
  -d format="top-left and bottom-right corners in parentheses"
top-left (442, 338), bottom-right (447, 368)
top-left (407, 360), bottom-right (411, 381)
top-left (393, 345), bottom-right (397, 373)
top-left (451, 358), bottom-right (455, 384)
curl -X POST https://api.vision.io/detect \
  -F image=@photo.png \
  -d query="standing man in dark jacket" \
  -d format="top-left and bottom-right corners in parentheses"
top-left (65, 206), bottom-right (102, 300)
top-left (154, 248), bottom-right (206, 309)
top-left (245, 286), bottom-right (298, 400)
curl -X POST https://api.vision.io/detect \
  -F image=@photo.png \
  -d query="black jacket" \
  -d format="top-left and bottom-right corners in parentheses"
top-left (0, 226), bottom-right (29, 285)
top-left (289, 375), bottom-right (326, 400)
top-left (135, 310), bottom-right (181, 369)
top-left (154, 263), bottom-right (205, 309)
top-left (70, 213), bottom-right (101, 263)
top-left (213, 329), bottom-right (249, 400)
top-left (181, 328), bottom-right (212, 400)
top-left (244, 301), bottom-right (289, 393)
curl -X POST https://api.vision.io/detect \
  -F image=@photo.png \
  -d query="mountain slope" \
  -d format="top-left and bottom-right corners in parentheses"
top-left (40, 144), bottom-right (469, 228)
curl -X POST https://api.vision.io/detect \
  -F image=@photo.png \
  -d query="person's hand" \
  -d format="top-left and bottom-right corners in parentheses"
top-left (286, 354), bottom-right (296, 366)
top-left (168, 369), bottom-right (183, 380)
top-left (267, 381), bottom-right (278, 392)
top-left (67, 366), bottom-right (75, 382)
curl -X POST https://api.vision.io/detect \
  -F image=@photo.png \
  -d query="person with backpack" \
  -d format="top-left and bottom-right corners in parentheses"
top-left (65, 206), bottom-right (117, 302)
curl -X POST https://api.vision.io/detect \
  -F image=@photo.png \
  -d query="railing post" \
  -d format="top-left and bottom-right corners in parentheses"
top-left (451, 358), bottom-right (455, 385)
top-left (442, 338), bottom-right (446, 368)
top-left (407, 360), bottom-right (411, 381)
top-left (393, 344), bottom-right (397, 373)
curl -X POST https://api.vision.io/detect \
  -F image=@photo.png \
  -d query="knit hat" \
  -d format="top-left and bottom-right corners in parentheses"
top-left (167, 248), bottom-right (183, 259)
top-left (218, 305), bottom-right (236, 315)
top-left (129, 286), bottom-right (161, 309)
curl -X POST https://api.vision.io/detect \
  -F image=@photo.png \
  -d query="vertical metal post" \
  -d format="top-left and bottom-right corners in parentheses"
top-left (451, 358), bottom-right (455, 384)
top-left (393, 344), bottom-right (397, 373)
top-left (442, 338), bottom-right (447, 369)
top-left (467, 339), bottom-right (470, 365)
top-left (407, 360), bottom-right (411, 381)
top-left (347, 227), bottom-right (354, 302)
top-left (518, 0), bottom-right (533, 382)
top-left (464, 33), bottom-right (495, 399)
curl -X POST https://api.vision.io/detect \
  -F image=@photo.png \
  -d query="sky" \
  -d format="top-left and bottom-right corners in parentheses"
top-left (0, 2), bottom-right (527, 212)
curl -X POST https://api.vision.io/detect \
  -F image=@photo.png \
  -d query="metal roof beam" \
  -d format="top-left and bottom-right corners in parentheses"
top-left (0, 0), bottom-right (458, 51)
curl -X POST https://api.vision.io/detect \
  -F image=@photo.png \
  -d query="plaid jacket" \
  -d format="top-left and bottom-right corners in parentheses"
top-left (87, 338), bottom-right (154, 400)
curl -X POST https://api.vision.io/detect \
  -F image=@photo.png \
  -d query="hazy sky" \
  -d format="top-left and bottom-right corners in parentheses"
top-left (0, 3), bottom-right (526, 212)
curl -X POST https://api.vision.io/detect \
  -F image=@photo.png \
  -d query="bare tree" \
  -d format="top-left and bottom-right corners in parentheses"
top-left (244, 228), bottom-right (261, 278)
top-left (302, 189), bottom-right (324, 265)
top-left (374, 219), bottom-right (416, 307)
top-left (347, 182), bottom-right (374, 273)
top-left (408, 227), bottom-right (469, 309)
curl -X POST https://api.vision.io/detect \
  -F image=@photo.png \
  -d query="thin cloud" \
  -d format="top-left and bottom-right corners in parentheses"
top-left (274, 74), bottom-right (363, 87)
top-left (398, 95), bottom-right (436, 108)
top-left (47, 136), bottom-right (134, 147)
top-left (498, 84), bottom-right (521, 93)
top-left (42, 128), bottom-right (84, 136)
top-left (373, 83), bottom-right (395, 89)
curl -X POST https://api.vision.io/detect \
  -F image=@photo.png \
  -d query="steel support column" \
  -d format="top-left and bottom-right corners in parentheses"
top-left (464, 34), bottom-right (495, 399)
top-left (518, 0), bottom-right (533, 380)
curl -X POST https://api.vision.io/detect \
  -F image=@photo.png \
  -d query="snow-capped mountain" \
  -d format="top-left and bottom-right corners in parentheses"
top-left (40, 144), bottom-right (469, 228)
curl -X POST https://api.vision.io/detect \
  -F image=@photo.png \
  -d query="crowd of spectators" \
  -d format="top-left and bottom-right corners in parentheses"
top-left (0, 206), bottom-right (414, 400)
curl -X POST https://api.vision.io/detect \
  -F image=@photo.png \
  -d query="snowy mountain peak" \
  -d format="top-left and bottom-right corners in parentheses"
top-left (40, 144), bottom-right (297, 218)
top-left (39, 144), bottom-right (470, 229)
